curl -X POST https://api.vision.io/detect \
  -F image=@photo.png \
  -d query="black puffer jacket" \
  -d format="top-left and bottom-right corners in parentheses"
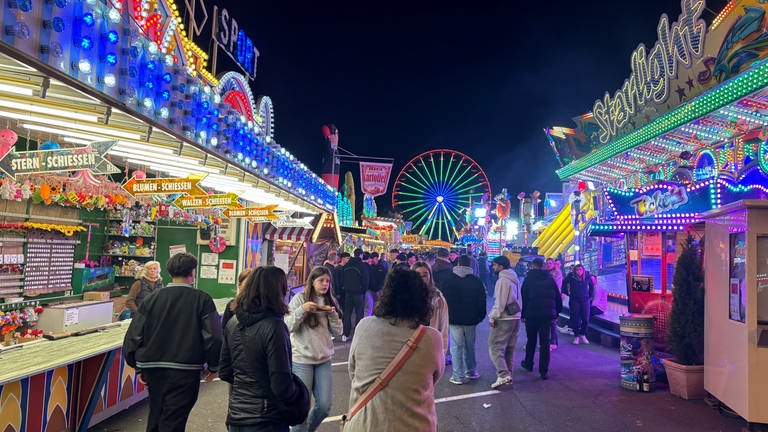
top-left (562, 273), bottom-right (594, 303)
top-left (219, 309), bottom-right (298, 426)
top-left (521, 269), bottom-right (563, 321)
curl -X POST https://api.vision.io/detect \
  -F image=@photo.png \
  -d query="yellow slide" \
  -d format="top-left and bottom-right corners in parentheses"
top-left (533, 192), bottom-right (595, 258)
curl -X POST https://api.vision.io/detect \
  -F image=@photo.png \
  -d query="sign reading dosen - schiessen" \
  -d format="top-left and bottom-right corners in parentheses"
top-left (223, 205), bottom-right (278, 221)
top-left (173, 192), bottom-right (243, 209)
top-left (123, 174), bottom-right (208, 196)
top-left (0, 140), bottom-right (120, 179)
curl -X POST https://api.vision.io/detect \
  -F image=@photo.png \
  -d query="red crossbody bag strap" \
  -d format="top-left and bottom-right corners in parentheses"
top-left (343, 325), bottom-right (427, 423)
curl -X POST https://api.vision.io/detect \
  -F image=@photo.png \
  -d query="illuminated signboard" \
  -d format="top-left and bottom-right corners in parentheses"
top-left (214, 7), bottom-right (259, 79)
top-left (592, 0), bottom-right (706, 145)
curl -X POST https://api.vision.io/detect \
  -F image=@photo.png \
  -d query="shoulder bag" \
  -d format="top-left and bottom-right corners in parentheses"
top-left (504, 280), bottom-right (521, 315)
top-left (340, 325), bottom-right (428, 431)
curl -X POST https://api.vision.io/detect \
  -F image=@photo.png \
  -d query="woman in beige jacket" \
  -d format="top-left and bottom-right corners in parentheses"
top-left (345, 269), bottom-right (445, 432)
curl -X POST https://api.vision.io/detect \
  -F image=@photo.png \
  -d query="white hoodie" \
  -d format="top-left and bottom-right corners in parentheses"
top-left (285, 293), bottom-right (343, 364)
top-left (489, 269), bottom-right (521, 321)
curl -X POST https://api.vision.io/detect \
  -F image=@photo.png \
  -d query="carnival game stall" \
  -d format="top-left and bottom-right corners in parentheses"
top-left (544, 0), bottom-right (768, 421)
top-left (0, 0), bottom-right (335, 430)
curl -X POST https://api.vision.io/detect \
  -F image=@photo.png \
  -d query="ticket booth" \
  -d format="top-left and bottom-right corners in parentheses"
top-left (703, 200), bottom-right (768, 425)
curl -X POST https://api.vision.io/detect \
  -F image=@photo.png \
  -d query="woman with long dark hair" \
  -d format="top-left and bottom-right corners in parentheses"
top-left (411, 262), bottom-right (449, 350)
top-left (344, 269), bottom-right (445, 431)
top-left (285, 266), bottom-right (343, 432)
top-left (562, 264), bottom-right (594, 345)
top-left (219, 266), bottom-right (305, 432)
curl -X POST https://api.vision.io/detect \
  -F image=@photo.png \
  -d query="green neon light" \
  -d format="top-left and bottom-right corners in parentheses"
top-left (556, 60), bottom-right (768, 179)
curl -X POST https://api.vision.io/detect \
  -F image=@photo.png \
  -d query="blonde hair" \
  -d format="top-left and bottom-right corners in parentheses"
top-left (138, 261), bottom-right (161, 280)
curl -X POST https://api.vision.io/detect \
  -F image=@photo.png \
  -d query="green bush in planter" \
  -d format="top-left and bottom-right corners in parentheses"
top-left (668, 236), bottom-right (705, 366)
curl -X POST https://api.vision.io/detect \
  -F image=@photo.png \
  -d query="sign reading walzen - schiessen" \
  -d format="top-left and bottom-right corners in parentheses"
top-left (173, 192), bottom-right (243, 209)
top-left (592, 0), bottom-right (706, 145)
top-left (0, 141), bottom-right (120, 179)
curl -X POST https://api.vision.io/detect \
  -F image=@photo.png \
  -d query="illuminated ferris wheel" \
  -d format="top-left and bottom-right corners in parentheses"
top-left (392, 149), bottom-right (491, 242)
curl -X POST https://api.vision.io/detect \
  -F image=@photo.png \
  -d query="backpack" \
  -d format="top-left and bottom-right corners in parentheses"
top-left (370, 264), bottom-right (387, 292)
top-left (342, 265), bottom-right (364, 294)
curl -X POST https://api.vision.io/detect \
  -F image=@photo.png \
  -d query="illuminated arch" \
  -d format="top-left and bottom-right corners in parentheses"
top-left (256, 96), bottom-right (275, 140)
top-left (217, 72), bottom-right (256, 121)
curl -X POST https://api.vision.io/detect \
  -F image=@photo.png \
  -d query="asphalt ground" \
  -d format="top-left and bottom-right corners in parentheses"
top-left (91, 317), bottom-right (750, 432)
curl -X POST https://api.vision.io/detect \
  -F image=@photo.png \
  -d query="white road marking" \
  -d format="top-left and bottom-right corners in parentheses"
top-left (321, 389), bottom-right (501, 423)
top-left (434, 390), bottom-right (500, 403)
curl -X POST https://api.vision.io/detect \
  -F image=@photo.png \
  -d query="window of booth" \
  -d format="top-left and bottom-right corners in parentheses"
top-left (275, 240), bottom-right (306, 289)
top-left (756, 236), bottom-right (768, 325)
top-left (729, 232), bottom-right (747, 323)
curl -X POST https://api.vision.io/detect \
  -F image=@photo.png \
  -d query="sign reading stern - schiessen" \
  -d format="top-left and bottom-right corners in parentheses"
top-left (0, 141), bottom-right (119, 179)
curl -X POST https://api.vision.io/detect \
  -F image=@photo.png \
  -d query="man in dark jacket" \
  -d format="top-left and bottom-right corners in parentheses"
top-left (520, 258), bottom-right (562, 380)
top-left (123, 253), bottom-right (222, 432)
top-left (441, 255), bottom-right (487, 385)
top-left (340, 248), bottom-right (370, 341)
top-left (432, 247), bottom-right (454, 290)
top-left (368, 252), bottom-right (387, 305)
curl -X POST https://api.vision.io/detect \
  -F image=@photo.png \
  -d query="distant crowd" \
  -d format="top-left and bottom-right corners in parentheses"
top-left (122, 248), bottom-right (609, 432)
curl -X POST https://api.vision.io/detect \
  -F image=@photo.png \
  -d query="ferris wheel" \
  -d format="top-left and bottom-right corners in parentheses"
top-left (392, 149), bottom-right (491, 242)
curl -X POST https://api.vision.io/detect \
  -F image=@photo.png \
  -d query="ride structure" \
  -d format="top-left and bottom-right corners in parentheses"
top-left (392, 149), bottom-right (491, 242)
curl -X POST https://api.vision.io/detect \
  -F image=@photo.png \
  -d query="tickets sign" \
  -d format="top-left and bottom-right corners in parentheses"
top-left (360, 162), bottom-right (392, 197)
top-left (0, 140), bottom-right (119, 179)
top-left (173, 192), bottom-right (242, 209)
top-left (223, 205), bottom-right (278, 221)
top-left (123, 175), bottom-right (208, 196)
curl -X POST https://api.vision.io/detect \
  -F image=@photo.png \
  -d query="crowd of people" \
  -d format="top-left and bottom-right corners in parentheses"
top-left (121, 248), bottom-right (608, 432)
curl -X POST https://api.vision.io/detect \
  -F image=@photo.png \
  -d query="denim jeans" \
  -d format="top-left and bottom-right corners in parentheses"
top-left (449, 325), bottom-right (477, 381)
top-left (291, 361), bottom-right (332, 432)
top-left (229, 425), bottom-right (288, 432)
top-left (570, 300), bottom-right (590, 336)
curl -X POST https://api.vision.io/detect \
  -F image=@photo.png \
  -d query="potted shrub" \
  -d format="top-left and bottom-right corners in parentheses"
top-left (665, 236), bottom-right (706, 399)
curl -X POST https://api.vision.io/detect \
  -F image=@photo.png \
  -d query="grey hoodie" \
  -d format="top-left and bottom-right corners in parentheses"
top-left (285, 293), bottom-right (343, 364)
top-left (453, 265), bottom-right (473, 278)
top-left (489, 269), bottom-right (521, 321)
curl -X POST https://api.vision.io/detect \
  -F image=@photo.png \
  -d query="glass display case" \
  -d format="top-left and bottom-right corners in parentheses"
top-left (757, 235), bottom-right (768, 326)
top-left (275, 240), bottom-right (306, 289)
top-left (729, 232), bottom-right (747, 323)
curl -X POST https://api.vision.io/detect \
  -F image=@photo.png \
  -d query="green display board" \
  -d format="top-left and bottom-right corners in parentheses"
top-left (154, 220), bottom-right (239, 299)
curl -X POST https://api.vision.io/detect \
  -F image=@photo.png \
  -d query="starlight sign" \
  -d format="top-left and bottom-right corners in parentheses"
top-left (0, 141), bottom-right (120, 179)
top-left (592, 0), bottom-right (706, 145)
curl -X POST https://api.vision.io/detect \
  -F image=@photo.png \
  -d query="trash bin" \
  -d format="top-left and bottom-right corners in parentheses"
top-left (619, 314), bottom-right (656, 392)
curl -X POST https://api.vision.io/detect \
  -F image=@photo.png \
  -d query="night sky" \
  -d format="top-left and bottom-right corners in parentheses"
top-left (201, 0), bottom-right (728, 215)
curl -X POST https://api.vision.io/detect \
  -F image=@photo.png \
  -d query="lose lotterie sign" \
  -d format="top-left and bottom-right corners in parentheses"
top-left (0, 141), bottom-right (120, 179)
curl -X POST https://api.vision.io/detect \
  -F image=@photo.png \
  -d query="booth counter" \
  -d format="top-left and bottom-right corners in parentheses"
top-left (0, 299), bottom-right (230, 432)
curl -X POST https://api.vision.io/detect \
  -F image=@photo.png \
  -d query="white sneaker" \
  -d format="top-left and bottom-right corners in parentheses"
top-left (341, 335), bottom-right (349, 342)
top-left (549, 344), bottom-right (558, 351)
top-left (580, 335), bottom-right (590, 345)
top-left (490, 375), bottom-right (512, 389)
top-left (572, 337), bottom-right (580, 345)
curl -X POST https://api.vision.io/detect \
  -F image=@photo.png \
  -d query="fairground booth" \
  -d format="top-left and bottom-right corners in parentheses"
top-left (545, 0), bottom-right (767, 423)
top-left (0, 1), bottom-right (338, 431)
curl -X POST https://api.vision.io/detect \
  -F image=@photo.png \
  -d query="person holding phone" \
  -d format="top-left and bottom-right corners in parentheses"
top-left (285, 267), bottom-right (343, 432)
